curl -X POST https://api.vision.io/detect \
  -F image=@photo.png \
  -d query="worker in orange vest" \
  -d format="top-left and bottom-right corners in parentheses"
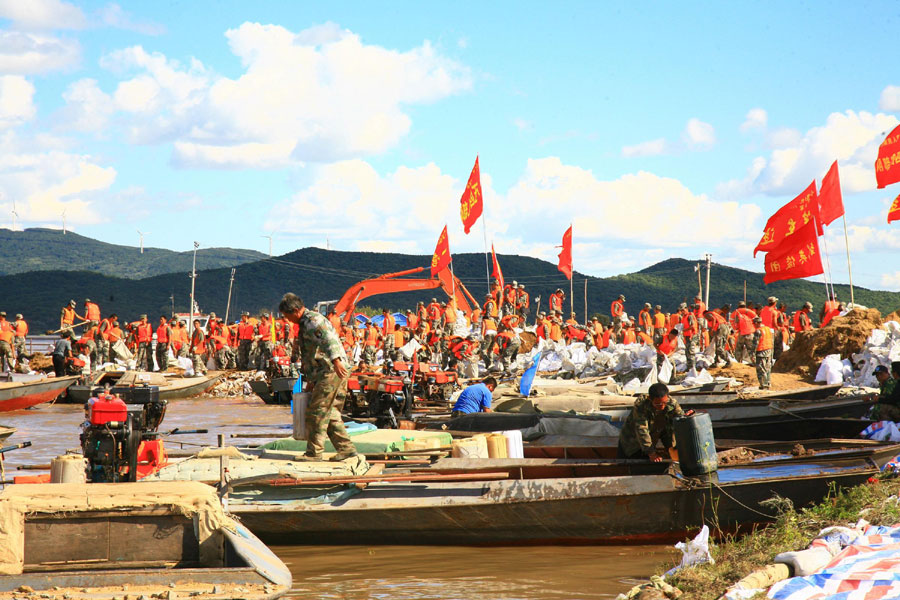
top-left (820, 295), bottom-right (840, 326)
top-left (610, 295), bottom-right (625, 323)
top-left (731, 301), bottom-right (758, 365)
top-left (156, 316), bottom-right (173, 372)
top-left (636, 325), bottom-right (654, 346)
top-left (548, 314), bottom-right (563, 343)
top-left (381, 309), bottom-right (397, 360)
top-left (361, 321), bottom-right (380, 364)
top-left (793, 302), bottom-right (814, 333)
top-left (502, 281), bottom-right (518, 317)
top-left (131, 314), bottom-right (153, 371)
top-left (759, 296), bottom-right (778, 328)
top-left (257, 312), bottom-right (276, 370)
top-left (190, 319), bottom-right (207, 375)
top-left (751, 316), bottom-right (775, 389)
top-left (236, 313), bottom-right (256, 370)
top-left (406, 309), bottom-right (419, 332)
top-left (515, 284), bottom-right (530, 319)
top-left (104, 316), bottom-right (123, 361)
top-left (549, 289), bottom-right (565, 314)
top-left (0, 312), bottom-right (14, 372)
top-left (652, 305), bottom-right (667, 345)
top-left (79, 320), bottom-right (100, 369)
top-left (821, 302), bottom-right (844, 328)
top-left (442, 301), bottom-right (457, 330)
top-left (692, 295), bottom-right (707, 320)
top-left (11, 313), bottom-right (27, 363)
top-left (704, 308), bottom-right (731, 368)
top-left (83, 298), bottom-right (101, 323)
top-left (638, 303), bottom-right (653, 335)
top-left (656, 329), bottom-right (679, 371)
top-left (483, 294), bottom-right (498, 320)
top-left (681, 304), bottom-right (699, 371)
top-left (60, 299), bottom-right (78, 331)
top-left (621, 321), bottom-right (636, 345)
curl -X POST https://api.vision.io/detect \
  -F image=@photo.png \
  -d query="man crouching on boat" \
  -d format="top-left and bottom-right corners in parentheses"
top-left (617, 383), bottom-right (692, 462)
top-left (279, 293), bottom-right (358, 462)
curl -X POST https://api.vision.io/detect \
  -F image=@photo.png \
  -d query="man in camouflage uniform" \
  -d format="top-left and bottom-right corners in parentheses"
top-left (750, 316), bottom-right (774, 390)
top-left (617, 383), bottom-right (687, 460)
top-left (680, 304), bottom-right (699, 372)
top-left (280, 293), bottom-right (357, 461)
top-left (871, 365), bottom-right (900, 421)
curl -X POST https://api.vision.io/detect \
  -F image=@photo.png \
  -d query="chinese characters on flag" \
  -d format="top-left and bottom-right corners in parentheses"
top-left (431, 225), bottom-right (452, 278)
top-left (491, 243), bottom-right (504, 290)
top-left (817, 161), bottom-right (844, 226)
top-left (459, 156), bottom-right (483, 234)
top-left (876, 124), bottom-right (900, 189)
top-left (557, 225), bottom-right (573, 280)
top-left (763, 220), bottom-right (824, 284)
top-left (753, 180), bottom-right (821, 257)
top-left (888, 194), bottom-right (900, 224)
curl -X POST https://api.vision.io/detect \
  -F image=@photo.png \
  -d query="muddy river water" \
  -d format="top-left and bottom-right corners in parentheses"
top-left (1, 396), bottom-right (675, 599)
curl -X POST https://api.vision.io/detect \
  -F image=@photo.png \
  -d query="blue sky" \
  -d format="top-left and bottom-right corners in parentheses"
top-left (2, 1), bottom-right (900, 293)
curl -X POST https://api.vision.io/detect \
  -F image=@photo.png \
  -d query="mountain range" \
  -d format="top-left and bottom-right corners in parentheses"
top-left (1, 229), bottom-right (898, 333)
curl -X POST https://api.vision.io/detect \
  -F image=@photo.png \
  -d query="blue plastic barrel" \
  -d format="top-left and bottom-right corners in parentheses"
top-left (674, 412), bottom-right (717, 476)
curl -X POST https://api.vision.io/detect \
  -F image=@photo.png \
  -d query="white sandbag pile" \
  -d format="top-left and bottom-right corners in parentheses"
top-left (840, 320), bottom-right (900, 387)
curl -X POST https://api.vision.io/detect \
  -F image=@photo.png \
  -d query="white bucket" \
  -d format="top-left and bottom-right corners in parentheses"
top-left (292, 392), bottom-right (310, 440)
top-left (50, 454), bottom-right (87, 483)
top-left (502, 429), bottom-right (524, 459)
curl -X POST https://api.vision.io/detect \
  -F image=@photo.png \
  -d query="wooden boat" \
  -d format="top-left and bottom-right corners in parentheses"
top-left (671, 384), bottom-right (843, 404)
top-left (227, 445), bottom-right (898, 545)
top-left (0, 425), bottom-right (15, 444)
top-left (58, 370), bottom-right (221, 404)
top-left (249, 377), bottom-right (295, 405)
top-left (0, 375), bottom-right (78, 412)
top-left (0, 481), bottom-right (291, 598)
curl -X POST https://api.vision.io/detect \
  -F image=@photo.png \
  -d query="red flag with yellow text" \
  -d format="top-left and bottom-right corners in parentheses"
top-left (818, 160), bottom-right (844, 226)
top-left (431, 225), bottom-right (452, 278)
top-left (763, 220), bottom-right (823, 284)
top-left (460, 156), bottom-right (483, 234)
top-left (557, 225), bottom-right (573, 280)
top-left (491, 243), bottom-right (504, 291)
top-left (888, 194), bottom-right (900, 224)
top-left (876, 124), bottom-right (900, 189)
top-left (753, 181), bottom-right (821, 257)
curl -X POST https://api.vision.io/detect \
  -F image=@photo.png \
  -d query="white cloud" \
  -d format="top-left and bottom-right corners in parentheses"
top-left (0, 30), bottom-right (80, 73)
top-left (98, 4), bottom-right (165, 36)
top-left (266, 157), bottom-right (762, 275)
top-left (59, 78), bottom-right (114, 132)
top-left (67, 22), bottom-right (472, 168)
top-left (825, 223), bottom-right (900, 254)
top-left (0, 75), bottom-right (35, 128)
top-left (0, 0), bottom-right (86, 30)
top-left (720, 110), bottom-right (899, 198)
top-left (622, 138), bottom-right (667, 157)
top-left (683, 118), bottom-right (716, 148)
top-left (0, 131), bottom-right (116, 228)
top-left (512, 118), bottom-right (532, 132)
top-left (740, 108), bottom-right (768, 132)
top-left (882, 271), bottom-right (900, 291)
top-left (880, 85), bottom-right (900, 112)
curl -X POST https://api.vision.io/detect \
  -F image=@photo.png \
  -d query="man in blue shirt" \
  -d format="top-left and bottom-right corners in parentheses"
top-left (451, 377), bottom-right (497, 418)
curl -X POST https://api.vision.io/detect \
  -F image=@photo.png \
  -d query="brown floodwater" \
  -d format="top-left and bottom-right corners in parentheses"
top-left (0, 396), bottom-right (676, 599)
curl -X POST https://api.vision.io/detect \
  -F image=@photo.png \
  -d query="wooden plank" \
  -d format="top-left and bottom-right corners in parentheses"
top-left (25, 519), bottom-right (108, 565)
top-left (263, 471), bottom-right (510, 487)
top-left (108, 516), bottom-right (197, 563)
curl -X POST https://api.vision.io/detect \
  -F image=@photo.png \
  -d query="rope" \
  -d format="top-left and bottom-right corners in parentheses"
top-left (709, 480), bottom-right (778, 519)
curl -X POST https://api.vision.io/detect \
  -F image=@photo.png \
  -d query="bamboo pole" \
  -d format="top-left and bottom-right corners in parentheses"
top-left (841, 213), bottom-right (855, 305)
top-left (583, 278), bottom-right (588, 323)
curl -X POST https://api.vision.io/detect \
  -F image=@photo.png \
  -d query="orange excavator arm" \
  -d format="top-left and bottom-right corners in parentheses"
top-left (334, 267), bottom-right (478, 324)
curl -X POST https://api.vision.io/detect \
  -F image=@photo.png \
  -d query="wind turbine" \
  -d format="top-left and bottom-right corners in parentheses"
top-left (137, 230), bottom-right (150, 254)
top-left (10, 200), bottom-right (18, 232)
top-left (61, 209), bottom-right (67, 235)
top-left (261, 234), bottom-right (273, 257)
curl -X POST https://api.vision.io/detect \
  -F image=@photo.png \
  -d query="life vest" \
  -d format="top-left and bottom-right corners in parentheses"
top-left (756, 326), bottom-right (774, 351)
top-left (733, 308), bottom-right (757, 336)
top-left (598, 329), bottom-right (612, 349)
top-left (156, 324), bottom-right (169, 343)
top-left (549, 293), bottom-right (563, 312)
top-left (136, 323), bottom-right (153, 343)
top-left (444, 306), bottom-right (457, 324)
top-left (61, 306), bottom-right (75, 325)
top-left (637, 331), bottom-right (654, 345)
top-left (81, 325), bottom-right (96, 341)
top-left (822, 308), bottom-right (842, 327)
top-left (482, 317), bottom-right (497, 333)
top-left (622, 329), bottom-right (636, 345)
top-left (705, 311), bottom-right (725, 331)
top-left (681, 312), bottom-right (697, 337)
top-left (516, 291), bottom-right (529, 308)
top-left (668, 313), bottom-right (680, 330)
top-left (237, 322), bottom-right (255, 341)
top-left (652, 312), bottom-right (666, 328)
top-left (639, 310), bottom-right (652, 331)
top-left (85, 302), bottom-right (100, 322)
top-left (417, 307), bottom-right (428, 323)
top-left (259, 319), bottom-right (273, 342)
top-left (503, 286), bottom-right (517, 305)
top-left (364, 327), bottom-right (379, 347)
top-left (483, 300), bottom-right (498, 318)
top-left (793, 310), bottom-right (811, 332)
top-left (426, 303), bottom-right (441, 321)
top-left (658, 336), bottom-right (678, 356)
top-left (501, 315), bottom-right (520, 330)
top-left (393, 330), bottom-right (405, 347)
top-left (192, 332), bottom-right (206, 354)
top-left (381, 315), bottom-right (395, 336)
top-left (13, 320), bottom-right (27, 337)
top-left (107, 326), bottom-right (122, 343)
top-left (549, 322), bottom-right (562, 342)
top-left (693, 301), bottom-right (707, 319)
top-left (610, 300), bottom-right (624, 318)
top-left (495, 331), bottom-right (514, 351)
top-left (759, 305), bottom-right (777, 328)
top-left (0, 325), bottom-right (12, 344)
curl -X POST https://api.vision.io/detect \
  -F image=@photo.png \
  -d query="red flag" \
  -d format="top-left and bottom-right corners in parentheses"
top-left (557, 225), bottom-right (572, 280)
top-left (876, 124), bottom-right (900, 189)
top-left (888, 193), bottom-right (900, 224)
top-left (763, 220), bottom-right (823, 284)
top-left (491, 243), bottom-right (504, 291)
top-left (430, 225), bottom-right (452, 278)
top-left (753, 181), bottom-right (821, 257)
top-left (459, 156), bottom-right (483, 234)
top-left (818, 160), bottom-right (844, 227)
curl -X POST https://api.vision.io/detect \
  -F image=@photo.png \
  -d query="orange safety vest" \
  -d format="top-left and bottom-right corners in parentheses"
top-left (639, 310), bottom-right (652, 331)
top-left (503, 286), bottom-right (517, 305)
top-left (637, 331), bottom-right (654, 345)
top-left (658, 335), bottom-right (678, 356)
top-left (681, 312), bottom-right (697, 337)
top-left (622, 329), bottom-right (636, 345)
top-left (156, 324), bottom-right (170, 343)
top-left (364, 327), bottom-right (378, 347)
top-left (549, 293), bottom-right (563, 312)
top-left (61, 306), bottom-right (75, 325)
top-left (85, 302), bottom-right (100, 321)
top-left (192, 332), bottom-right (206, 354)
top-left (393, 330), bottom-right (405, 347)
top-left (136, 323), bottom-right (153, 343)
top-left (652, 312), bottom-right (666, 328)
top-left (483, 300), bottom-right (498, 318)
top-left (427, 303), bottom-right (441, 321)
top-left (81, 325), bottom-right (96, 341)
top-left (597, 329), bottom-right (611, 349)
top-left (382, 315), bottom-right (396, 336)
top-left (407, 314), bottom-right (419, 330)
top-left (482, 317), bottom-right (497, 332)
top-left (13, 320), bottom-right (27, 337)
top-left (107, 326), bottom-right (122, 343)
top-left (444, 306), bottom-right (457, 324)
top-left (549, 322), bottom-right (562, 342)
top-left (759, 305), bottom-right (777, 328)
top-left (259, 319), bottom-right (273, 342)
top-left (611, 300), bottom-right (624, 318)
top-left (822, 308), bottom-right (841, 327)
top-left (756, 326), bottom-right (774, 351)
top-left (0, 323), bottom-right (12, 344)
top-left (237, 322), bottom-right (255, 341)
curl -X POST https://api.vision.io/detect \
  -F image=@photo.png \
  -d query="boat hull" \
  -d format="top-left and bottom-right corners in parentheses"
top-left (60, 375), bottom-right (220, 404)
top-left (0, 376), bottom-right (77, 412)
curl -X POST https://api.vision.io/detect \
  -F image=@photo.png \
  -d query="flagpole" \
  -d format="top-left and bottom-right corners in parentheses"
top-left (841, 213), bottom-right (855, 305)
top-left (820, 226), bottom-right (836, 300)
top-left (481, 212), bottom-right (491, 295)
top-left (583, 278), bottom-right (588, 323)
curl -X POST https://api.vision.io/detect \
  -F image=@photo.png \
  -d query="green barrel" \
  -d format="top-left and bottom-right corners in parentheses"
top-left (674, 412), bottom-right (717, 476)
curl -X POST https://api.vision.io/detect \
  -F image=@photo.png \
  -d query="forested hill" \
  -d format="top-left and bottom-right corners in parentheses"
top-left (2, 246), bottom-right (898, 333)
top-left (0, 228), bottom-right (265, 279)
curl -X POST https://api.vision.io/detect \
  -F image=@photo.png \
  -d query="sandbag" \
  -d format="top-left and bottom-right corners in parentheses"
top-left (774, 546), bottom-right (835, 576)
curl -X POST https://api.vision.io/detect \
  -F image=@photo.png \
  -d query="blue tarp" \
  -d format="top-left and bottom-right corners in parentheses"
top-left (366, 313), bottom-right (408, 327)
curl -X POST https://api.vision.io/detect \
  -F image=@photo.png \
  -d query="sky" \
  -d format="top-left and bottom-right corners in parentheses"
top-left (1, 1), bottom-right (900, 292)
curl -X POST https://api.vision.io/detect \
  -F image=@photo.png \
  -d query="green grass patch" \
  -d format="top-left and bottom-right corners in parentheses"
top-left (664, 478), bottom-right (900, 600)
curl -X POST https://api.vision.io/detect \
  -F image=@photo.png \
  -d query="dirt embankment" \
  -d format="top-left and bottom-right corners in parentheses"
top-left (708, 362), bottom-right (815, 390)
top-left (773, 308), bottom-right (883, 376)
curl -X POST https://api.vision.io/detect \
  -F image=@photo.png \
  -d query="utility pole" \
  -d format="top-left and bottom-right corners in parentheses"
top-left (62, 209), bottom-right (67, 235)
top-left (704, 254), bottom-right (712, 308)
top-left (224, 268), bottom-right (236, 324)
top-left (169, 294), bottom-right (174, 318)
top-left (189, 241), bottom-right (199, 335)
top-left (695, 263), bottom-right (702, 300)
